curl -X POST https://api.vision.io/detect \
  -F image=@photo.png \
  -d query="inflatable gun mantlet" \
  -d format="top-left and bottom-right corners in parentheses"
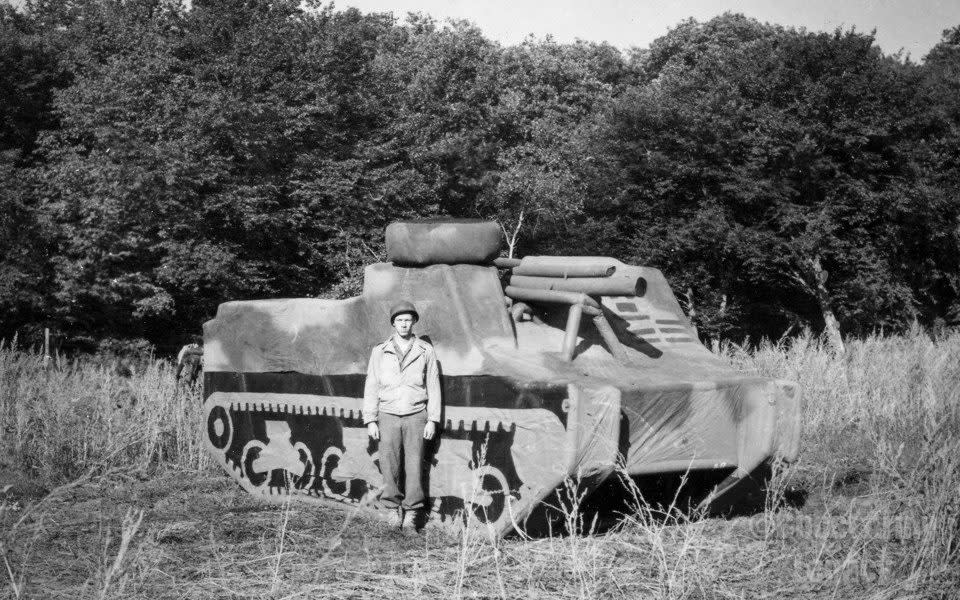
top-left (497, 256), bottom-right (655, 362)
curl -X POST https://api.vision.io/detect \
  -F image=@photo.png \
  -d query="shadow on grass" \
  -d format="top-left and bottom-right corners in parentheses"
top-left (517, 461), bottom-right (810, 538)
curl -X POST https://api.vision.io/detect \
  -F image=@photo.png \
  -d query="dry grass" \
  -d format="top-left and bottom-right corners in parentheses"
top-left (1, 330), bottom-right (959, 599)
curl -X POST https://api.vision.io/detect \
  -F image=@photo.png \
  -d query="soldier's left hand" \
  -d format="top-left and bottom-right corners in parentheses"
top-left (423, 421), bottom-right (437, 440)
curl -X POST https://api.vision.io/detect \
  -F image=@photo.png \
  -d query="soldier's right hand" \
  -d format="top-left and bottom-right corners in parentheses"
top-left (367, 422), bottom-right (380, 440)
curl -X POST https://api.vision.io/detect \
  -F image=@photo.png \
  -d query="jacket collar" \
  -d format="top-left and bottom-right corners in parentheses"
top-left (383, 335), bottom-right (424, 371)
top-left (382, 334), bottom-right (419, 351)
top-left (382, 335), bottom-right (424, 370)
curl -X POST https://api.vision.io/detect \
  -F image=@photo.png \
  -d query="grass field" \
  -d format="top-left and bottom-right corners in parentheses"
top-left (1, 330), bottom-right (958, 599)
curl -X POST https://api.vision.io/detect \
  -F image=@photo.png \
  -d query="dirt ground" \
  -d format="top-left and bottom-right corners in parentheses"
top-left (2, 465), bottom-right (485, 599)
top-left (1, 408), bottom-right (956, 600)
top-left (5, 464), bottom-right (939, 600)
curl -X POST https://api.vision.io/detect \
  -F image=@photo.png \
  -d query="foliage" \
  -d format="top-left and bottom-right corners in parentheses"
top-left (580, 15), bottom-right (960, 339)
top-left (0, 4), bottom-right (958, 349)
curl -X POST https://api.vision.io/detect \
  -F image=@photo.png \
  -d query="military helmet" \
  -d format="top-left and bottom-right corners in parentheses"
top-left (389, 300), bottom-right (419, 324)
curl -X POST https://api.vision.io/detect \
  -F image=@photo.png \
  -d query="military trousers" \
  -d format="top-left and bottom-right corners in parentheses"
top-left (378, 410), bottom-right (428, 511)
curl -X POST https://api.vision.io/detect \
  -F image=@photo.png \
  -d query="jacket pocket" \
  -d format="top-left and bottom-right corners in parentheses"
top-left (403, 354), bottom-right (426, 386)
top-left (378, 353), bottom-right (402, 386)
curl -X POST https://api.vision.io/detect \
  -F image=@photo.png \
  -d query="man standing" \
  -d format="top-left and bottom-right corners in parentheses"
top-left (363, 301), bottom-right (441, 531)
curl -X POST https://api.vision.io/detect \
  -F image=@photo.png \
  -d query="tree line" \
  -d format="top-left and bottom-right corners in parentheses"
top-left (2, 0), bottom-right (959, 353)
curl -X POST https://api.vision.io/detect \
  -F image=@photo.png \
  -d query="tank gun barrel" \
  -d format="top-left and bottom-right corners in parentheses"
top-left (493, 257), bottom-right (521, 269)
top-left (508, 274), bottom-right (646, 297)
top-left (494, 256), bottom-right (618, 278)
top-left (511, 256), bottom-right (617, 278)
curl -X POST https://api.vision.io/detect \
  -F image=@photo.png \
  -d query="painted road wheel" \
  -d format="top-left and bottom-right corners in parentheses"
top-left (241, 440), bottom-right (268, 488)
top-left (470, 465), bottom-right (511, 526)
top-left (319, 446), bottom-right (350, 500)
top-left (207, 405), bottom-right (232, 450)
top-left (291, 441), bottom-right (316, 491)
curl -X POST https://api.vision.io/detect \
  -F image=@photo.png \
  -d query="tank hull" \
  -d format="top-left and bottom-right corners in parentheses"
top-left (202, 257), bottom-right (801, 536)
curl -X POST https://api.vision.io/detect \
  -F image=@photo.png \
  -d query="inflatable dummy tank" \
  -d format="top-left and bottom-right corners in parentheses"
top-left (202, 220), bottom-right (801, 535)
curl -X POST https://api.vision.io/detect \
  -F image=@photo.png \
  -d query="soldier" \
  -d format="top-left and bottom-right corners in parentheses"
top-left (175, 338), bottom-right (204, 387)
top-left (363, 301), bottom-right (441, 531)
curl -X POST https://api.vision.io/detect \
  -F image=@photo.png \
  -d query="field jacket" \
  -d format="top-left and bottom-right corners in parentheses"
top-left (362, 335), bottom-right (441, 424)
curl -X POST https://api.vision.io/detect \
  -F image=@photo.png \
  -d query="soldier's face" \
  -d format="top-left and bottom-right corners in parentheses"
top-left (393, 314), bottom-right (415, 337)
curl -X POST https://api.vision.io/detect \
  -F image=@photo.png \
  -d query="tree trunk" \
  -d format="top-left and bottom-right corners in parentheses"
top-left (683, 287), bottom-right (701, 340)
top-left (684, 287), bottom-right (696, 319)
top-left (809, 255), bottom-right (845, 354)
top-left (500, 210), bottom-right (525, 259)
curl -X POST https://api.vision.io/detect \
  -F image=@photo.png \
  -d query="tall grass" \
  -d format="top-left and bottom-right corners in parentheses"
top-left (0, 340), bottom-right (209, 483)
top-left (723, 327), bottom-right (960, 482)
top-left (1, 330), bottom-right (958, 599)
top-left (722, 329), bottom-right (960, 595)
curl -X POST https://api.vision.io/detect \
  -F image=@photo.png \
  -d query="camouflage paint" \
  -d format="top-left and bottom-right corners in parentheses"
top-left (203, 260), bottom-right (800, 536)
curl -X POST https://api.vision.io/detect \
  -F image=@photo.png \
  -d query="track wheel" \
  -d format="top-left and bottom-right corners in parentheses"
top-left (470, 465), bottom-right (511, 525)
top-left (291, 441), bottom-right (316, 490)
top-left (241, 440), bottom-right (268, 488)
